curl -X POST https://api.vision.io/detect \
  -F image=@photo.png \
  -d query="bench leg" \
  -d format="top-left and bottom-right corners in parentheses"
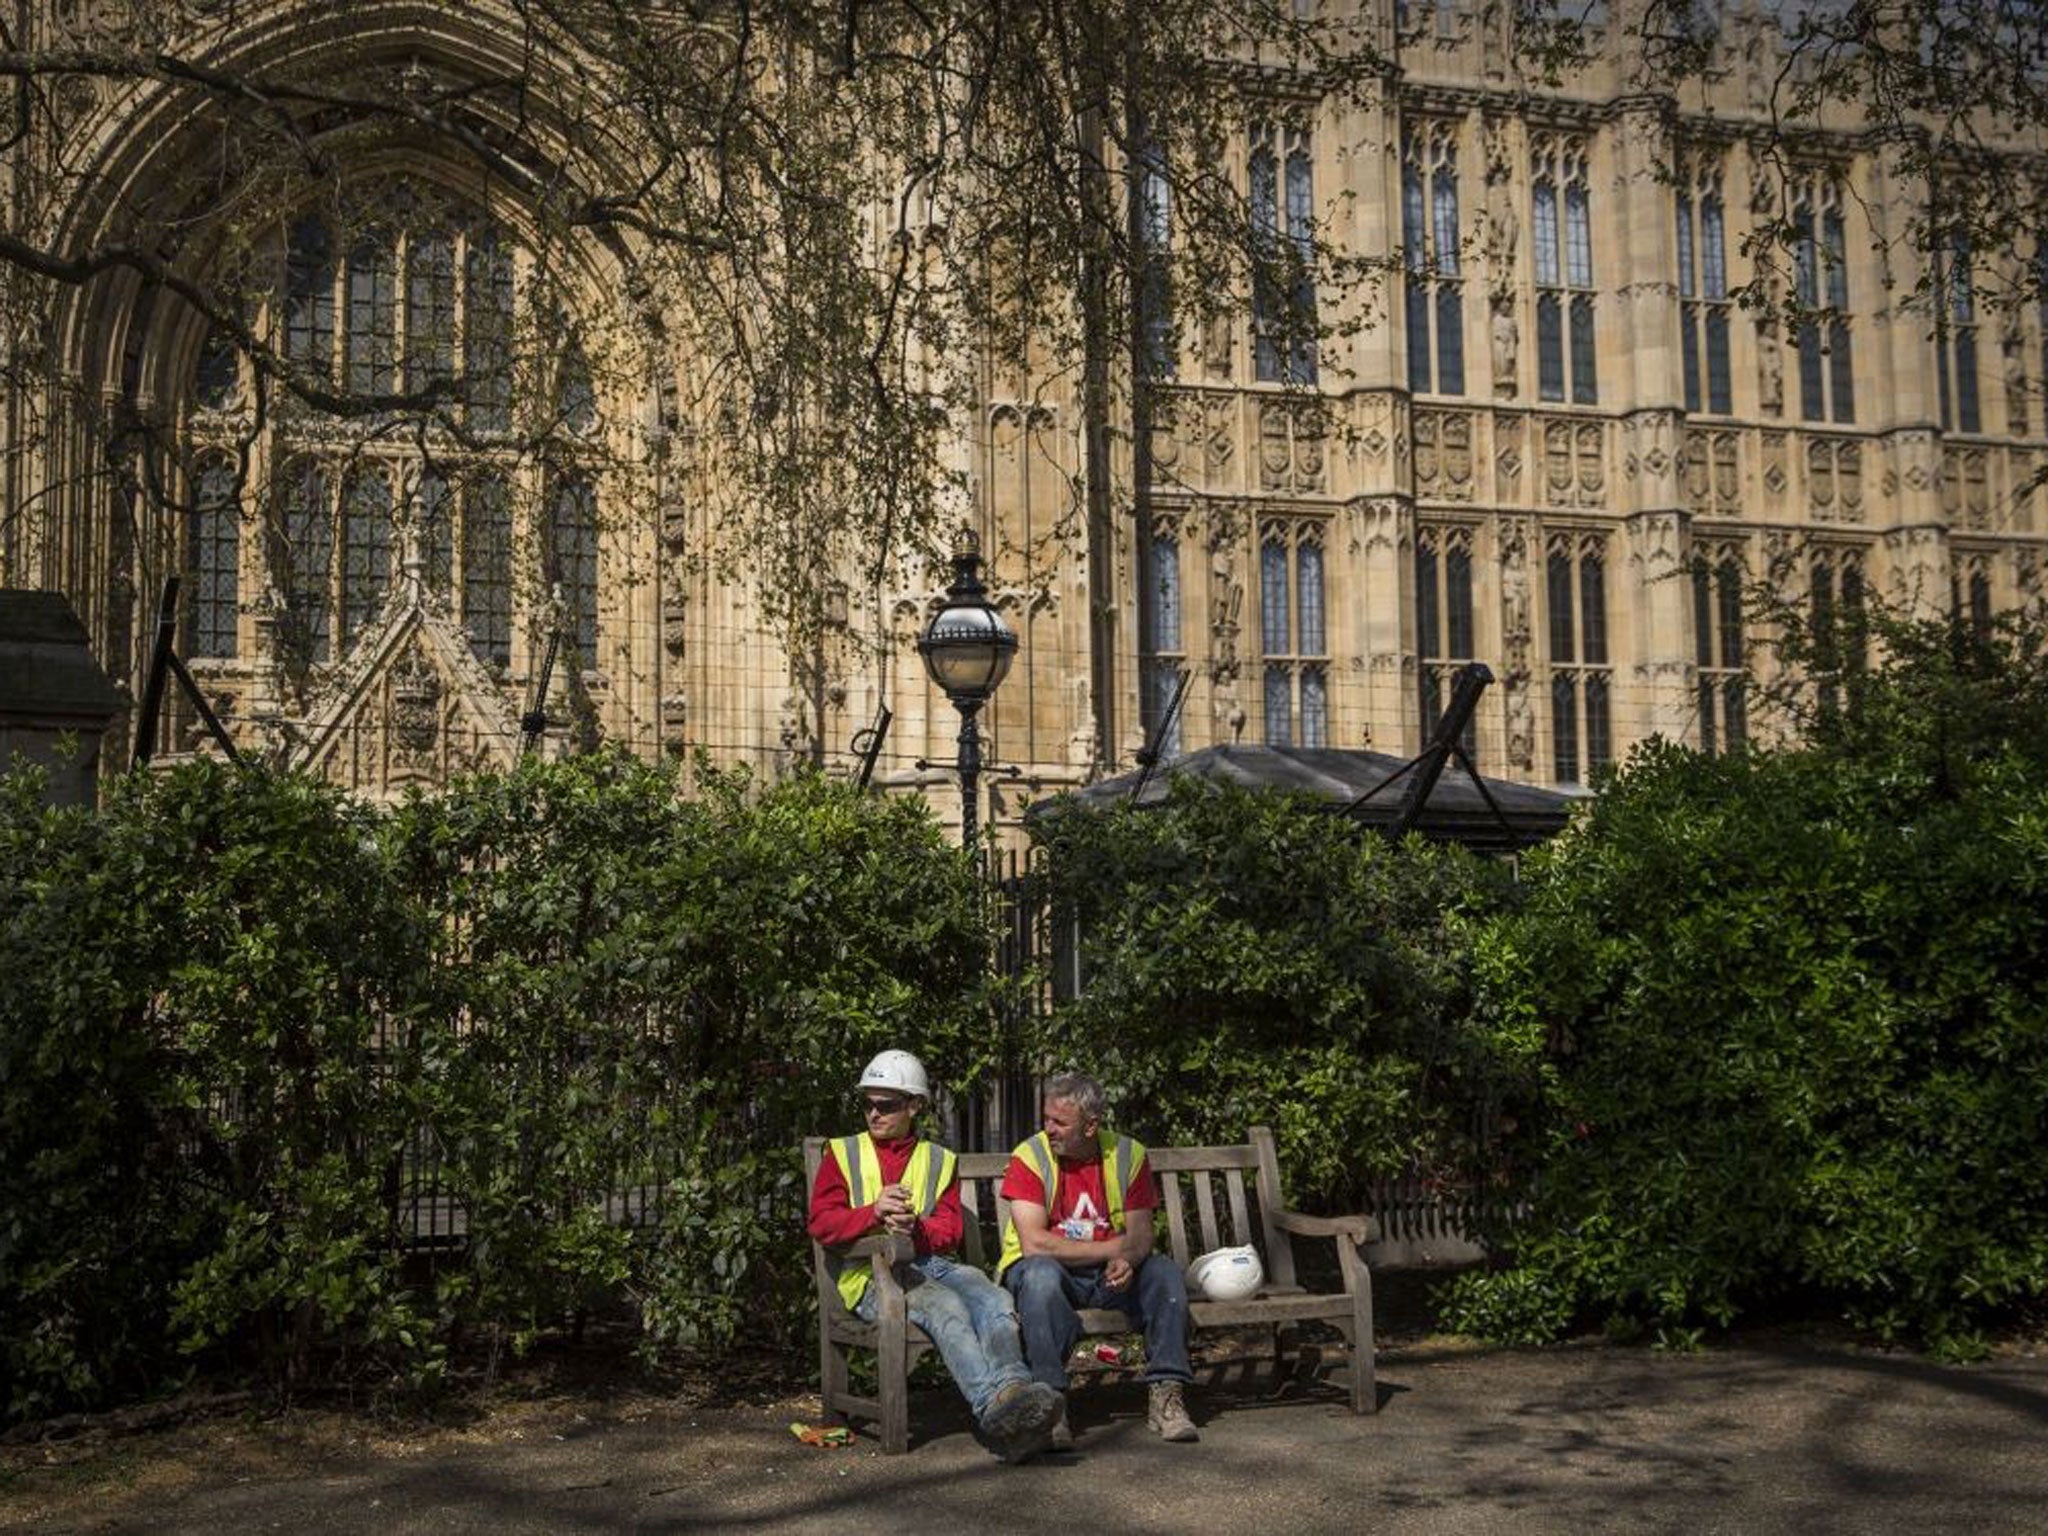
top-left (878, 1295), bottom-right (911, 1454)
top-left (820, 1324), bottom-right (851, 1424)
top-left (1341, 1243), bottom-right (1377, 1414)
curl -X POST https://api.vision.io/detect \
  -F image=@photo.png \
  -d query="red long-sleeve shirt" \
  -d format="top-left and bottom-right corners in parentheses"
top-left (806, 1133), bottom-right (964, 1258)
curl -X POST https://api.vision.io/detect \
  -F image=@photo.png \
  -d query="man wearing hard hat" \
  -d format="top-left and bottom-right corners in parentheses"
top-left (997, 1069), bottom-right (1199, 1446)
top-left (808, 1049), bottom-right (1062, 1461)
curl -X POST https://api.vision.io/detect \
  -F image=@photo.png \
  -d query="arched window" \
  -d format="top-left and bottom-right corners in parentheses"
top-left (185, 191), bottom-right (607, 681)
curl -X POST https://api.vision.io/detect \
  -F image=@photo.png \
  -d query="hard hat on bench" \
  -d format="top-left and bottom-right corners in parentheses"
top-left (1189, 1245), bottom-right (1264, 1301)
top-left (857, 1049), bottom-right (930, 1100)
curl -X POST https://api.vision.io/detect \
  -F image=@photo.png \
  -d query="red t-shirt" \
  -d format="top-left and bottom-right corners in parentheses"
top-left (1000, 1142), bottom-right (1159, 1245)
top-left (806, 1134), bottom-right (963, 1258)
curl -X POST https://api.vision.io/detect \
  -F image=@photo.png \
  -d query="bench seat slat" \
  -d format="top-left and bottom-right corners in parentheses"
top-left (1190, 1293), bottom-right (1357, 1327)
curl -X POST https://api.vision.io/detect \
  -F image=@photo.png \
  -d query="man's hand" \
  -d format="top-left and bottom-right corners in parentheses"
top-left (875, 1183), bottom-right (915, 1234)
top-left (1103, 1254), bottom-right (1134, 1291)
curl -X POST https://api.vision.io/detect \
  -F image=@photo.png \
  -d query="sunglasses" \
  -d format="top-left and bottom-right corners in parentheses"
top-left (862, 1095), bottom-right (911, 1115)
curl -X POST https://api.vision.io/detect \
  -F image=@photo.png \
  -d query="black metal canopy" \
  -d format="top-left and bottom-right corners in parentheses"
top-left (1036, 743), bottom-right (1581, 852)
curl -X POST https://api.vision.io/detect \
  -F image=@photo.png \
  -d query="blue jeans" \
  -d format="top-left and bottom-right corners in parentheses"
top-left (852, 1253), bottom-right (1034, 1423)
top-left (1003, 1253), bottom-right (1193, 1390)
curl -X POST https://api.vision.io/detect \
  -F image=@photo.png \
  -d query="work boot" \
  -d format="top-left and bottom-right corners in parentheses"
top-left (1147, 1380), bottom-right (1199, 1443)
top-left (982, 1379), bottom-right (1060, 1463)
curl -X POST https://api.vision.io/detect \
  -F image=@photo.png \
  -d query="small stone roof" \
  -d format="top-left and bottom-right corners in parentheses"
top-left (0, 590), bottom-right (124, 723)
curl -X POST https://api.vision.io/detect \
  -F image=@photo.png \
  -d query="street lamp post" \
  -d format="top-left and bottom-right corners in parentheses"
top-left (917, 528), bottom-right (1018, 849)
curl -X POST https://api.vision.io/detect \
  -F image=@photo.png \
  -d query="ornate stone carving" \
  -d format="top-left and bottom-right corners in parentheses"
top-left (1940, 446), bottom-right (1991, 530)
top-left (1625, 510), bottom-right (1685, 582)
top-left (1206, 508), bottom-right (1246, 742)
top-left (1761, 432), bottom-right (1788, 500)
top-left (1204, 396), bottom-right (1235, 477)
top-left (1256, 400), bottom-right (1326, 494)
top-left (1684, 429), bottom-right (1743, 519)
top-left (389, 645), bottom-right (441, 756)
top-left (661, 587), bottom-right (687, 656)
top-left (1494, 414), bottom-right (1523, 495)
top-left (1500, 517), bottom-right (1536, 771)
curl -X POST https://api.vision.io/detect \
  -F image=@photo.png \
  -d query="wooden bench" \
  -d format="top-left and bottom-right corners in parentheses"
top-left (803, 1125), bottom-right (1378, 1453)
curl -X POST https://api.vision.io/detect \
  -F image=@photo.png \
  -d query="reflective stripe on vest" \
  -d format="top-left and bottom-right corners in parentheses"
top-left (995, 1131), bottom-right (1146, 1277)
top-left (824, 1133), bottom-right (957, 1313)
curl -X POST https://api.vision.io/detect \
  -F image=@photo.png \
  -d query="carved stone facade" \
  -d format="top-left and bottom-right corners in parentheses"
top-left (4, 0), bottom-right (2046, 826)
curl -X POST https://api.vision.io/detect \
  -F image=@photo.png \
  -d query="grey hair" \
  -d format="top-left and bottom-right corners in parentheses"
top-left (1042, 1070), bottom-right (1106, 1124)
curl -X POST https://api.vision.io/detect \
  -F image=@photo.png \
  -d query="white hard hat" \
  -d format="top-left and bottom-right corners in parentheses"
top-left (1188, 1245), bottom-right (1264, 1302)
top-left (856, 1049), bottom-right (930, 1100)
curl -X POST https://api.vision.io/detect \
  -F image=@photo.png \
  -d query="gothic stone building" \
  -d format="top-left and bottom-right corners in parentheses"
top-left (4, 2), bottom-right (2045, 833)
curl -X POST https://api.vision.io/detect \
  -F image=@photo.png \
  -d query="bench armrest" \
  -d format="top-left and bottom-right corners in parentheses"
top-left (1271, 1208), bottom-right (1376, 1243)
top-left (834, 1231), bottom-right (916, 1264)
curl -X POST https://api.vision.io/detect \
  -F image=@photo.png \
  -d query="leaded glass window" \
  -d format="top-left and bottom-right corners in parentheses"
top-left (1533, 136), bottom-right (1597, 405)
top-left (221, 198), bottom-right (606, 683)
top-left (463, 473), bottom-right (514, 667)
top-left (1936, 226), bottom-right (1981, 434)
top-left (1134, 134), bottom-right (1175, 380)
top-left (1546, 532), bottom-right (1610, 784)
top-left (1677, 161), bottom-right (1732, 415)
top-left (547, 473), bottom-right (600, 657)
top-left (1793, 174), bottom-right (1855, 424)
top-left (1416, 524), bottom-right (1478, 760)
top-left (1259, 519), bottom-right (1329, 747)
top-left (187, 458), bottom-right (240, 658)
top-left (1403, 124), bottom-right (1465, 396)
top-left (1142, 523), bottom-right (1184, 757)
top-left (1252, 124), bottom-right (1318, 385)
top-left (1693, 545), bottom-right (1747, 753)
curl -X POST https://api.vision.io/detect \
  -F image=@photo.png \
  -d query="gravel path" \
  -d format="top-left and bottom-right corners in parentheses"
top-left (6, 1335), bottom-right (2046, 1534)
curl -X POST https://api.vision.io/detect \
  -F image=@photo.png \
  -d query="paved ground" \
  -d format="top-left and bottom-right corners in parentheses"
top-left (5, 1334), bottom-right (2047, 1534)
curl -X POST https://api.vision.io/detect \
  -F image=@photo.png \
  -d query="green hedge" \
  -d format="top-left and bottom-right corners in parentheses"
top-left (1443, 615), bottom-right (2048, 1356)
top-left (0, 753), bottom-right (990, 1422)
top-left (1026, 780), bottom-right (1517, 1210)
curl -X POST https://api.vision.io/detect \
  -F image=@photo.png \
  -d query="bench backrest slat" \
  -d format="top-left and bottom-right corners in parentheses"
top-left (1158, 1171), bottom-right (1194, 1269)
top-left (1192, 1167), bottom-right (1221, 1251)
top-left (1250, 1125), bottom-right (1300, 1290)
top-left (1225, 1168), bottom-right (1252, 1249)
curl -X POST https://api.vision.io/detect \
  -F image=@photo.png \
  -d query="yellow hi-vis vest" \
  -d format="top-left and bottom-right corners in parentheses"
top-left (824, 1133), bottom-right (958, 1313)
top-left (995, 1131), bottom-right (1146, 1279)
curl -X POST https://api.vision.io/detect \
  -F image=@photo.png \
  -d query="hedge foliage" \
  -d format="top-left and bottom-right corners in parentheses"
top-left (1027, 781), bottom-right (1517, 1211)
top-left (1443, 614), bottom-right (2048, 1356)
top-left (0, 753), bottom-right (990, 1423)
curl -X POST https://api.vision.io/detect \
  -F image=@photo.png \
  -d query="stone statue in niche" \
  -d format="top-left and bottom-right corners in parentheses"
top-left (2003, 319), bottom-right (2028, 434)
top-left (1207, 518), bottom-right (1245, 742)
top-left (1742, 11), bottom-right (1774, 116)
top-left (1755, 282), bottom-right (1784, 418)
top-left (1203, 310), bottom-right (1234, 380)
top-left (1504, 680), bottom-right (1535, 771)
top-left (1499, 519), bottom-right (1532, 655)
top-left (1491, 299), bottom-right (1518, 399)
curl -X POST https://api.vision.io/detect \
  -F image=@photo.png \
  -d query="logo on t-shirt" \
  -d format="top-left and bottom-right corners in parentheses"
top-left (1060, 1191), bottom-right (1110, 1242)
